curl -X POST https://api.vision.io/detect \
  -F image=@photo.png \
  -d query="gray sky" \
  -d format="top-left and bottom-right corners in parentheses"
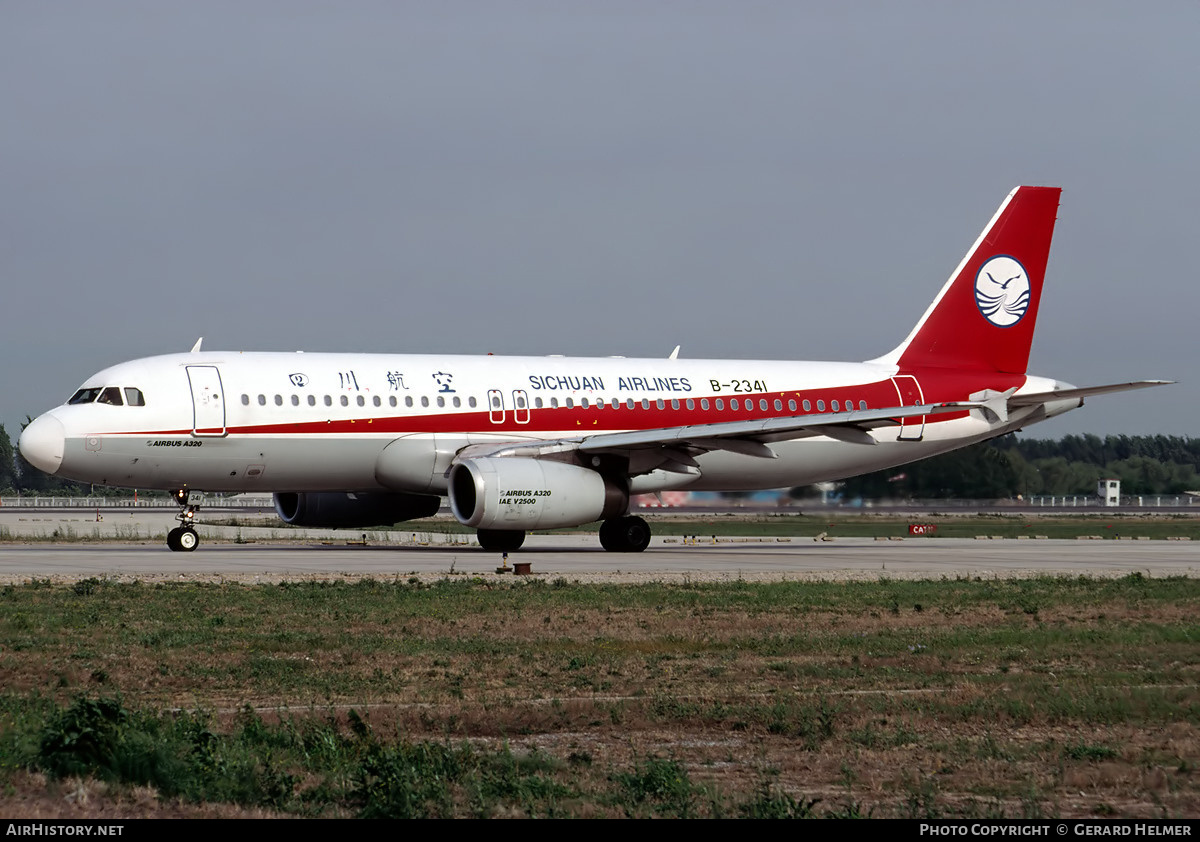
top-left (3, 1), bottom-right (1196, 438)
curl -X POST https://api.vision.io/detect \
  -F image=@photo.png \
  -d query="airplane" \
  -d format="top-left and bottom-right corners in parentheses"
top-left (18, 186), bottom-right (1169, 554)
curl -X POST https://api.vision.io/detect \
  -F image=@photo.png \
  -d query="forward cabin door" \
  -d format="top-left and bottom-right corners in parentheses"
top-left (186, 365), bottom-right (227, 436)
top-left (891, 375), bottom-right (925, 441)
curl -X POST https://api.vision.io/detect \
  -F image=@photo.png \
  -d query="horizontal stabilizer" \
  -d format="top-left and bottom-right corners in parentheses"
top-left (1008, 380), bottom-right (1173, 407)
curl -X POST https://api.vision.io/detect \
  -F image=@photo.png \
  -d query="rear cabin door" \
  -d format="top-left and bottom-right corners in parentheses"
top-left (186, 365), bottom-right (227, 436)
top-left (891, 375), bottom-right (925, 441)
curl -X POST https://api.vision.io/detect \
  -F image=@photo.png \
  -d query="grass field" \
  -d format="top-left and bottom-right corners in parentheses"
top-left (1, 574), bottom-right (1197, 817)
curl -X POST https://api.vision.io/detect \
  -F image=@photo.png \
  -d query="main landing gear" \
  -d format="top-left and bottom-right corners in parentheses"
top-left (599, 515), bottom-right (651, 553)
top-left (167, 488), bottom-right (200, 552)
top-left (474, 516), bottom-right (652, 553)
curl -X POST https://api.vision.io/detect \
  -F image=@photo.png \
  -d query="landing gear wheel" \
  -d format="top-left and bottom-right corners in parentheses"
top-left (598, 519), bottom-right (619, 551)
top-left (167, 488), bottom-right (203, 552)
top-left (177, 527), bottom-right (199, 552)
top-left (477, 529), bottom-right (526, 552)
top-left (599, 515), bottom-right (651, 552)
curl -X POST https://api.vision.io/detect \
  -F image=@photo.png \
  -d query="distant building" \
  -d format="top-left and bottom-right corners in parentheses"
top-left (1098, 479), bottom-right (1120, 507)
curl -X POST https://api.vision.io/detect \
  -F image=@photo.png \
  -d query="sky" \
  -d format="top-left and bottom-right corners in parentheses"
top-left (2, 1), bottom-right (1196, 439)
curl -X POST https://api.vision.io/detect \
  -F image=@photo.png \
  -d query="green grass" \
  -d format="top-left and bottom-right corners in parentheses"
top-left (1, 574), bottom-right (1197, 817)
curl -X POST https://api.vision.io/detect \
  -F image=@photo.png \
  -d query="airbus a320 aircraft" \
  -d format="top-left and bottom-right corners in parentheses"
top-left (19, 187), bottom-right (1167, 553)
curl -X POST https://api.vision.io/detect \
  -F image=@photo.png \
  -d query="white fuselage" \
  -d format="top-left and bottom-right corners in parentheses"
top-left (21, 350), bottom-right (1074, 496)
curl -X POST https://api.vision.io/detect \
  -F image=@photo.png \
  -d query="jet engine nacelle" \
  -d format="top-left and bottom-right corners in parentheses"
top-left (448, 457), bottom-right (628, 530)
top-left (273, 491), bottom-right (441, 528)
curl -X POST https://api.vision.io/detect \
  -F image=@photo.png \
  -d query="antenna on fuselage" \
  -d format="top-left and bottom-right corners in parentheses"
top-left (190, 337), bottom-right (203, 353)
top-left (668, 345), bottom-right (680, 360)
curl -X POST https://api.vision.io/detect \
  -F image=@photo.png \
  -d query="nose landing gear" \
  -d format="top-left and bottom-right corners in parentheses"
top-left (166, 488), bottom-right (200, 552)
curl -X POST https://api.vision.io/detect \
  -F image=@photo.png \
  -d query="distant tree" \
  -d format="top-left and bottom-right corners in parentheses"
top-left (0, 425), bottom-right (16, 493)
top-left (840, 441), bottom-right (1021, 500)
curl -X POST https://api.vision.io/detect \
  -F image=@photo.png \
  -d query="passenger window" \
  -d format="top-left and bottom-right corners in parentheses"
top-left (358, 396), bottom-right (366, 407)
top-left (701, 399), bottom-right (710, 410)
top-left (715, 399), bottom-right (724, 411)
top-left (686, 399), bottom-right (695, 410)
top-left (291, 395), bottom-right (300, 406)
top-left (405, 396), bottom-right (413, 408)
top-left (324, 395), bottom-right (332, 407)
top-left (468, 396), bottom-right (477, 408)
top-left (421, 396), bottom-right (429, 407)
top-left (730, 399), bottom-right (739, 411)
top-left (759, 399), bottom-right (768, 411)
top-left (859, 400), bottom-right (867, 410)
top-left (551, 398), bottom-right (559, 408)
top-left (774, 399), bottom-right (782, 411)
top-left (832, 400), bottom-right (839, 412)
top-left (309, 395), bottom-right (317, 407)
top-left (275, 395), bottom-right (283, 406)
top-left (373, 396), bottom-right (382, 407)
top-left (388, 396), bottom-right (396, 407)
top-left (817, 400), bottom-right (825, 411)
top-left (124, 388), bottom-right (146, 406)
top-left (340, 396), bottom-right (349, 407)
top-left (437, 396), bottom-right (445, 407)
top-left (656, 399), bottom-right (664, 410)
top-left (788, 400), bottom-right (796, 412)
top-left (803, 400), bottom-right (811, 412)
top-left (641, 399), bottom-right (649, 410)
top-left (97, 387), bottom-right (123, 406)
top-left (258, 394), bottom-right (267, 406)
top-left (626, 398), bottom-right (635, 410)
top-left (566, 398), bottom-right (575, 408)
top-left (534, 397), bottom-right (544, 408)
top-left (580, 398), bottom-right (587, 409)
top-left (241, 394), bottom-right (250, 406)
top-left (671, 399), bottom-right (679, 410)
top-left (453, 396), bottom-right (461, 408)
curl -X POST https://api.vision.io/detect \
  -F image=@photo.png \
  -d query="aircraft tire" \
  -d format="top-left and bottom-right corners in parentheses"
top-left (598, 519), bottom-right (618, 551)
top-left (477, 528), bottom-right (525, 552)
top-left (600, 516), bottom-right (651, 553)
top-left (166, 528), bottom-right (182, 552)
top-left (178, 527), bottom-right (199, 552)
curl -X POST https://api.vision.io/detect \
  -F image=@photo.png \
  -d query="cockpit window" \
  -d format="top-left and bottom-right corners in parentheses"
top-left (97, 387), bottom-right (124, 406)
top-left (68, 387), bottom-right (102, 405)
top-left (124, 388), bottom-right (145, 406)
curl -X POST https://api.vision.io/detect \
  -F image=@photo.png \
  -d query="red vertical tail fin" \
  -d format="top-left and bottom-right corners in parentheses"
top-left (873, 186), bottom-right (1061, 375)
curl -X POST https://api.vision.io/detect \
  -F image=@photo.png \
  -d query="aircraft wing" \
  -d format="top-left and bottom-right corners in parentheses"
top-left (575, 402), bottom-right (968, 455)
top-left (454, 380), bottom-right (1173, 470)
top-left (458, 401), bottom-right (977, 468)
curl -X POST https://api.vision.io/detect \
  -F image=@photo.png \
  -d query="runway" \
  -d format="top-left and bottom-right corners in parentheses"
top-left (0, 507), bottom-right (1194, 582)
top-left (1, 534), bottom-right (1197, 583)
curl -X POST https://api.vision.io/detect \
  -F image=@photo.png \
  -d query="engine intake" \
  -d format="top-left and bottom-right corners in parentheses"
top-left (449, 457), bottom-right (627, 530)
top-left (273, 491), bottom-right (440, 528)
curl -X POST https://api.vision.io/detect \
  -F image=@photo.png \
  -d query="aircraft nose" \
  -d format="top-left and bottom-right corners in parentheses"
top-left (19, 414), bottom-right (66, 476)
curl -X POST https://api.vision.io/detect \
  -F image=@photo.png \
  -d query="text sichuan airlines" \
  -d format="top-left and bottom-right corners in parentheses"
top-left (528, 375), bottom-right (693, 393)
